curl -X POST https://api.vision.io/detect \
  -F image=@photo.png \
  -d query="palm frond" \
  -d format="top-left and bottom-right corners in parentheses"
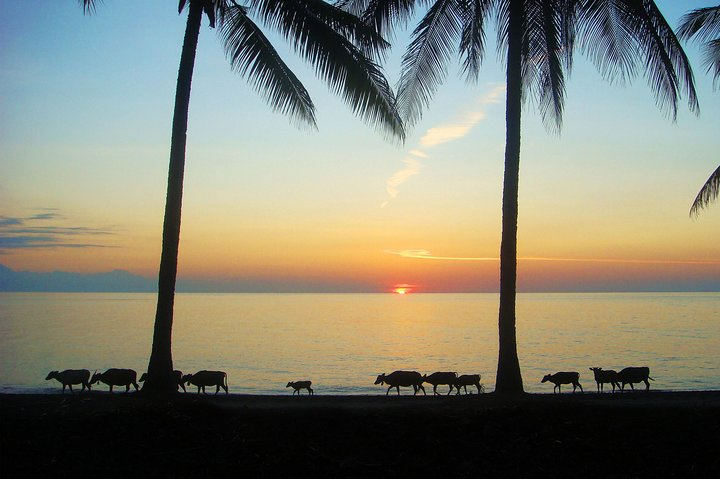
top-left (678, 6), bottom-right (720, 84)
top-left (458, 0), bottom-right (494, 83)
top-left (249, 0), bottom-right (405, 139)
top-left (397, 0), bottom-right (468, 127)
top-left (575, 0), bottom-right (639, 85)
top-left (79, 0), bottom-right (102, 14)
top-left (690, 164), bottom-right (720, 217)
top-left (220, 4), bottom-right (317, 128)
top-left (580, 0), bottom-right (698, 120)
top-left (297, 0), bottom-right (393, 60)
top-left (704, 38), bottom-right (720, 84)
top-left (677, 6), bottom-right (720, 43)
top-left (522, 0), bottom-right (569, 132)
top-left (361, 0), bottom-right (429, 38)
top-left (334, 0), bottom-right (372, 17)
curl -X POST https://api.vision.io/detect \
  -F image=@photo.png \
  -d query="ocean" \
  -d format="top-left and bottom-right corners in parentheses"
top-left (0, 292), bottom-right (718, 394)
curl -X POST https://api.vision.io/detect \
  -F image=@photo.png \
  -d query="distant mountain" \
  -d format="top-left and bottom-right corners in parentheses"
top-left (0, 264), bottom-right (155, 292)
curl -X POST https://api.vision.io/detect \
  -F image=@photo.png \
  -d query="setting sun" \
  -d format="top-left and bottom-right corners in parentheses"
top-left (392, 284), bottom-right (415, 295)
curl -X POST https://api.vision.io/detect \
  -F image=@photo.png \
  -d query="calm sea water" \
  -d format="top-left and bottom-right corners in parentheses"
top-left (0, 292), bottom-right (718, 394)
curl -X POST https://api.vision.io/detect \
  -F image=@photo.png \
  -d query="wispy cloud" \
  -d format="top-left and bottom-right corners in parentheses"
top-left (382, 84), bottom-right (505, 207)
top-left (385, 249), bottom-right (720, 265)
top-left (0, 210), bottom-right (114, 252)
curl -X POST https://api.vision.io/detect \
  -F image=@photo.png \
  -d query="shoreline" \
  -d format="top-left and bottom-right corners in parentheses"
top-left (2, 391), bottom-right (719, 476)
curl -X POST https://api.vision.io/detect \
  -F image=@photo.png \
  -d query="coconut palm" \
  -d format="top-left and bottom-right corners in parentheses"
top-left (349, 0), bottom-right (698, 394)
top-left (81, 0), bottom-right (404, 394)
top-left (678, 5), bottom-right (719, 217)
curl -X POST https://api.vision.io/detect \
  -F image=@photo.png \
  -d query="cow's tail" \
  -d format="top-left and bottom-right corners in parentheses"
top-left (648, 376), bottom-right (655, 381)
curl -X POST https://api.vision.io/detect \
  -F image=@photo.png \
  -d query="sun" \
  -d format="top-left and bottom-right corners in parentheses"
top-left (391, 284), bottom-right (415, 295)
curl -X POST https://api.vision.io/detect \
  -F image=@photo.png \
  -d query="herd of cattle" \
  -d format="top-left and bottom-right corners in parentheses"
top-left (44, 366), bottom-right (653, 395)
top-left (541, 367), bottom-right (654, 393)
top-left (44, 369), bottom-right (228, 394)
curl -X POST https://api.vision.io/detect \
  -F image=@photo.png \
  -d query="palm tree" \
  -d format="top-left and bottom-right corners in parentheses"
top-left (81, 0), bottom-right (404, 395)
top-left (678, 5), bottom-right (719, 217)
top-left (350, 0), bottom-right (698, 394)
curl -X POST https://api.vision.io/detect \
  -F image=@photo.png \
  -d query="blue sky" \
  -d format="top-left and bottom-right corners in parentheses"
top-left (0, 0), bottom-right (718, 292)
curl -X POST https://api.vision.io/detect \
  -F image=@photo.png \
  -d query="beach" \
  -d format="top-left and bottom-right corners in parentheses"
top-left (2, 391), bottom-right (719, 477)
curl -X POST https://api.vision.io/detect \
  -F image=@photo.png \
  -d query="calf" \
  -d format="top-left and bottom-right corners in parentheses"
top-left (90, 369), bottom-right (139, 393)
top-left (286, 380), bottom-right (313, 395)
top-left (617, 367), bottom-right (653, 392)
top-left (374, 371), bottom-right (426, 396)
top-left (589, 367), bottom-right (620, 393)
top-left (541, 371), bottom-right (583, 394)
top-left (453, 374), bottom-right (483, 395)
top-left (423, 372), bottom-right (458, 395)
top-left (182, 370), bottom-right (228, 394)
top-left (45, 369), bottom-right (91, 393)
top-left (139, 370), bottom-right (186, 393)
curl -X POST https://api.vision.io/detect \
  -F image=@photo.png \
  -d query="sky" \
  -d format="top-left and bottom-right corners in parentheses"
top-left (0, 0), bottom-right (718, 293)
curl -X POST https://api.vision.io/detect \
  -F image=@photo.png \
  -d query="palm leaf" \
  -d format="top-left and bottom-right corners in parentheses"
top-left (677, 6), bottom-right (720, 43)
top-left (397, 0), bottom-right (468, 127)
top-left (690, 165), bottom-right (720, 217)
top-left (626, 0), bottom-right (699, 119)
top-left (523, 0), bottom-right (568, 132)
top-left (250, 0), bottom-right (405, 139)
top-left (458, 0), bottom-right (493, 83)
top-left (579, 0), bottom-right (699, 120)
top-left (299, 0), bottom-right (393, 60)
top-left (220, 4), bottom-right (318, 127)
top-left (360, 0), bottom-right (429, 37)
top-left (678, 6), bottom-right (720, 83)
top-left (574, 0), bottom-right (639, 85)
top-left (79, 0), bottom-right (101, 14)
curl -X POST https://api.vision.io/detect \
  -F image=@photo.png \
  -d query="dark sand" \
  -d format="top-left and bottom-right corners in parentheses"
top-left (2, 391), bottom-right (719, 477)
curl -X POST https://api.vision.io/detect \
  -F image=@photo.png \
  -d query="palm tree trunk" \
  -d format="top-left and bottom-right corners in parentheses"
top-left (495, 0), bottom-right (524, 395)
top-left (142, 0), bottom-right (203, 395)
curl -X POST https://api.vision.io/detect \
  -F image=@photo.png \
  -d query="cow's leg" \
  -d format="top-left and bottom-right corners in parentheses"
top-left (386, 385), bottom-right (392, 396)
top-left (629, 383), bottom-right (635, 391)
top-left (109, 385), bottom-right (114, 393)
top-left (446, 385), bottom-right (453, 395)
top-left (432, 384), bottom-right (438, 395)
top-left (309, 387), bottom-right (313, 395)
top-left (643, 379), bottom-right (649, 391)
top-left (68, 384), bottom-right (74, 394)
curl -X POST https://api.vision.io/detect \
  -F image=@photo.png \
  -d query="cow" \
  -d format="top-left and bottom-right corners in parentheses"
top-left (541, 372), bottom-right (583, 394)
top-left (90, 369), bottom-right (139, 393)
top-left (286, 380), bottom-right (313, 395)
top-left (182, 370), bottom-right (228, 395)
top-left (453, 374), bottom-right (483, 395)
top-left (374, 371), bottom-right (426, 396)
top-left (138, 370), bottom-right (186, 393)
top-left (617, 367), bottom-right (654, 392)
top-left (45, 369), bottom-right (92, 393)
top-left (589, 367), bottom-right (620, 393)
top-left (423, 372), bottom-right (458, 395)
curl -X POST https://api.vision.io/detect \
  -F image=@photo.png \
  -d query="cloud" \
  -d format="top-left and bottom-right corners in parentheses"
top-left (382, 84), bottom-right (506, 207)
top-left (381, 156), bottom-right (423, 208)
top-left (385, 249), bottom-right (499, 261)
top-left (0, 217), bottom-right (23, 227)
top-left (0, 210), bottom-right (114, 251)
top-left (419, 111), bottom-right (486, 148)
top-left (385, 249), bottom-right (720, 265)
